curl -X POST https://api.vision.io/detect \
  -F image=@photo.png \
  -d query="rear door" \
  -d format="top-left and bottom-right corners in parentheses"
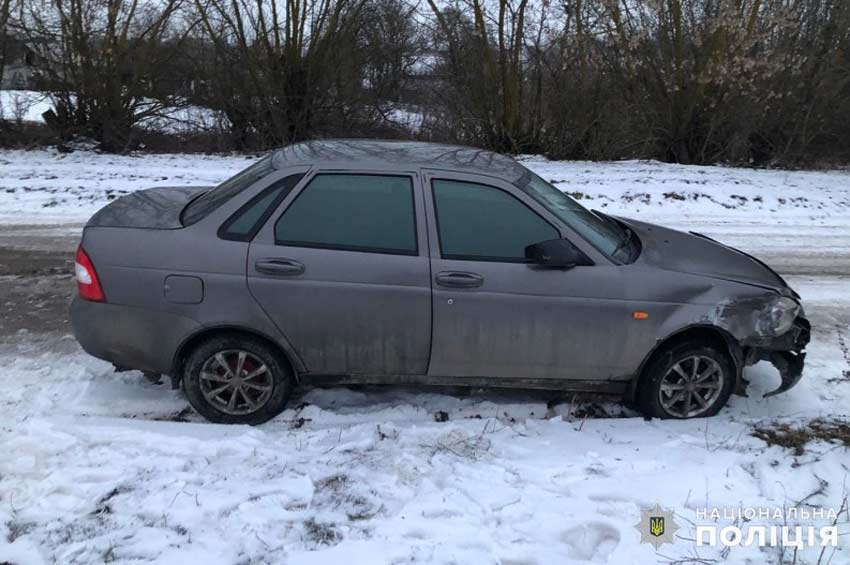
top-left (247, 170), bottom-right (431, 376)
top-left (423, 170), bottom-right (632, 382)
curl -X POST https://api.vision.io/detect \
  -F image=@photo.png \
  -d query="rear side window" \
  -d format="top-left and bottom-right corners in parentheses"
top-left (219, 174), bottom-right (305, 241)
top-left (275, 174), bottom-right (417, 254)
top-left (182, 156), bottom-right (273, 226)
top-left (432, 179), bottom-right (559, 261)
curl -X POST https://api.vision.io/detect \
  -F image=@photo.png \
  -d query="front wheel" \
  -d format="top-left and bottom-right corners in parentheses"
top-left (182, 335), bottom-right (293, 424)
top-left (637, 343), bottom-right (735, 419)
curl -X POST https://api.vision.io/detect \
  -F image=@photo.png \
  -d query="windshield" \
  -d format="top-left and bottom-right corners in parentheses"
top-left (181, 156), bottom-right (273, 226)
top-left (515, 172), bottom-right (635, 262)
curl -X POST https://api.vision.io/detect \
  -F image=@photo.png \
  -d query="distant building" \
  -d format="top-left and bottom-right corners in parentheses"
top-left (1, 36), bottom-right (42, 90)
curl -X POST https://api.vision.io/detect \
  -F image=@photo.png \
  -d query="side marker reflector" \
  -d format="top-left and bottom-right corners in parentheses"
top-left (632, 311), bottom-right (649, 320)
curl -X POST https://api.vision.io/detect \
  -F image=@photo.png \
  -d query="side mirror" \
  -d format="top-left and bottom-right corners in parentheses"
top-left (525, 239), bottom-right (593, 269)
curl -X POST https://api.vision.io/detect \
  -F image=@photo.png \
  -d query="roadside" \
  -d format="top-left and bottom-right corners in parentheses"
top-left (0, 225), bottom-right (77, 337)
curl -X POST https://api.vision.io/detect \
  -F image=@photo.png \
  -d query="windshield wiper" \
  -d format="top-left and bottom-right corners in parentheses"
top-left (592, 210), bottom-right (633, 259)
top-left (611, 226), bottom-right (633, 258)
top-left (592, 209), bottom-right (628, 236)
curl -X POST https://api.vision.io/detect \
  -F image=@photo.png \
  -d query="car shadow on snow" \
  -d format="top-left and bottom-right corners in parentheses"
top-left (282, 383), bottom-right (638, 426)
top-left (88, 361), bottom-right (828, 429)
top-left (82, 373), bottom-right (640, 426)
top-left (67, 357), bottom-right (816, 427)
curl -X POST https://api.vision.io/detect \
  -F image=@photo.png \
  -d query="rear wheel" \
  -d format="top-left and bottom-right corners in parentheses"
top-left (637, 342), bottom-right (735, 419)
top-left (182, 334), bottom-right (293, 424)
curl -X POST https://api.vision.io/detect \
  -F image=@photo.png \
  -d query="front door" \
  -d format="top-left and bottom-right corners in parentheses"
top-left (247, 171), bottom-right (431, 376)
top-left (423, 171), bottom-right (631, 381)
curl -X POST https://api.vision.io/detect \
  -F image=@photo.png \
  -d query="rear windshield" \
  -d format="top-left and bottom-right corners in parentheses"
top-left (181, 156), bottom-right (273, 226)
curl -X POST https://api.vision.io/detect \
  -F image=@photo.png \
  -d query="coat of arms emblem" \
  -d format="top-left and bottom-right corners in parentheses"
top-left (636, 504), bottom-right (679, 549)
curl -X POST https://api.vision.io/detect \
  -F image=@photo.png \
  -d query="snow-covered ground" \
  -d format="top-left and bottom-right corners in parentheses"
top-left (0, 90), bottom-right (421, 135)
top-left (0, 90), bottom-right (223, 133)
top-left (0, 90), bottom-right (51, 123)
top-left (1, 149), bottom-right (849, 564)
top-left (0, 149), bottom-right (254, 225)
top-left (1, 148), bottom-right (849, 233)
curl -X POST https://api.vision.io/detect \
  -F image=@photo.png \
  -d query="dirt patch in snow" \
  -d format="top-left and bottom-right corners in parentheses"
top-left (0, 246), bottom-right (74, 337)
top-left (752, 418), bottom-right (850, 455)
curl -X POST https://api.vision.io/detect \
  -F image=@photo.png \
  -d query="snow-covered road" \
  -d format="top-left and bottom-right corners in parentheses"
top-left (1, 150), bottom-right (849, 564)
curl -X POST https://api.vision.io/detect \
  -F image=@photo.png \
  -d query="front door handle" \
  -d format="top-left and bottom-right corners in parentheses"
top-left (435, 271), bottom-right (484, 288)
top-left (255, 258), bottom-right (305, 276)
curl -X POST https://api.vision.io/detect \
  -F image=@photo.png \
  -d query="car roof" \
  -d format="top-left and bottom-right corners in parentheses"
top-left (270, 139), bottom-right (528, 182)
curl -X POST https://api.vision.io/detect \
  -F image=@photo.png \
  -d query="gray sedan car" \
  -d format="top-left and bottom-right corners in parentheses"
top-left (71, 140), bottom-right (810, 424)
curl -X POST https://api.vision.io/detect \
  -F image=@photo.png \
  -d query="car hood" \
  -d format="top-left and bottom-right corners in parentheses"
top-left (87, 186), bottom-right (211, 229)
top-left (620, 218), bottom-right (792, 295)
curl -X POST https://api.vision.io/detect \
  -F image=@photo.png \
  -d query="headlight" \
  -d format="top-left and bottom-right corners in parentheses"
top-left (767, 296), bottom-right (800, 335)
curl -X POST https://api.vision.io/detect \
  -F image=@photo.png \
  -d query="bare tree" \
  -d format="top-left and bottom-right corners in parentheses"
top-left (426, 0), bottom-right (536, 151)
top-left (20, 0), bottom-right (189, 151)
top-left (360, 0), bottom-right (422, 102)
top-left (420, 0), bottom-right (849, 165)
top-left (3, 0), bottom-right (847, 164)
top-left (0, 0), bottom-right (19, 94)
top-left (192, 0), bottom-right (369, 147)
top-left (1, 0), bottom-right (26, 143)
top-left (531, 0), bottom-right (640, 160)
top-left (590, 0), bottom-right (850, 164)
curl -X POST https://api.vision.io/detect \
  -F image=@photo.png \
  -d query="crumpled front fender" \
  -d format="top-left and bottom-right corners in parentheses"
top-left (741, 317), bottom-right (811, 397)
top-left (763, 351), bottom-right (806, 397)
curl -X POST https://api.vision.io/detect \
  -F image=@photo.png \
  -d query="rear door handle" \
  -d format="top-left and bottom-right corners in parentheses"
top-left (435, 271), bottom-right (484, 288)
top-left (255, 258), bottom-right (305, 276)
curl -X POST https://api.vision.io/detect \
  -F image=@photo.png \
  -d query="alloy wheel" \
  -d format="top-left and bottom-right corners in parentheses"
top-left (658, 355), bottom-right (725, 418)
top-left (199, 349), bottom-right (274, 415)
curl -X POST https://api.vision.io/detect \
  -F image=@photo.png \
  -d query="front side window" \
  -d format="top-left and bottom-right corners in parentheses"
top-left (432, 179), bottom-right (559, 261)
top-left (275, 174), bottom-right (417, 254)
top-left (515, 171), bottom-right (633, 261)
top-left (182, 156), bottom-right (273, 226)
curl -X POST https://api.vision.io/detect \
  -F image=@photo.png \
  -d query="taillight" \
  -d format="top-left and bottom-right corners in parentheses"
top-left (75, 245), bottom-right (105, 302)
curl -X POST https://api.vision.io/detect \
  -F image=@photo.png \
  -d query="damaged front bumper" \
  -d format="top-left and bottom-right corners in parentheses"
top-left (743, 317), bottom-right (811, 397)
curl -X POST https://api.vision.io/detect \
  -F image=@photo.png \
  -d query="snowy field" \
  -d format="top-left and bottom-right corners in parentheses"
top-left (0, 90), bottom-right (222, 133)
top-left (1, 148), bottom-right (849, 241)
top-left (1, 149), bottom-right (849, 564)
top-left (0, 91), bottom-right (417, 135)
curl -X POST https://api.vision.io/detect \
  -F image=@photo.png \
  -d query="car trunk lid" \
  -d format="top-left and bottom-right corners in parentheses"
top-left (86, 186), bottom-right (211, 229)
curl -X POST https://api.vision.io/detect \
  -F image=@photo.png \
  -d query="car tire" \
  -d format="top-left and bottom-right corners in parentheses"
top-left (182, 334), bottom-right (293, 425)
top-left (637, 342), bottom-right (735, 419)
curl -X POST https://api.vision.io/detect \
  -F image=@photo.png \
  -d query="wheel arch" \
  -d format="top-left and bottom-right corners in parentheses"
top-left (171, 325), bottom-right (301, 387)
top-left (627, 323), bottom-right (743, 402)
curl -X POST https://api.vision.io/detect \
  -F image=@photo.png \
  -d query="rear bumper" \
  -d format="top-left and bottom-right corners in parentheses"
top-left (70, 297), bottom-right (200, 375)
